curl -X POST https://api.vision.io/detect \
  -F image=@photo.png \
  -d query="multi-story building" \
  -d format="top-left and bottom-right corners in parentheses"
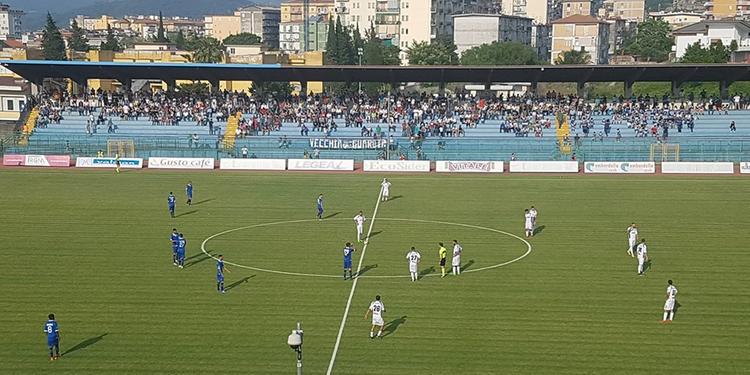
top-left (551, 14), bottom-right (610, 64)
top-left (335, 0), bottom-right (497, 62)
top-left (501, 0), bottom-right (556, 25)
top-left (561, 0), bottom-right (593, 17)
top-left (673, 20), bottom-right (750, 58)
top-left (282, 0), bottom-right (335, 22)
top-left (610, 0), bottom-right (645, 22)
top-left (532, 23), bottom-right (552, 60)
top-left (649, 11), bottom-right (703, 29)
top-left (453, 13), bottom-right (534, 55)
top-left (279, 16), bottom-right (329, 53)
top-left (704, 0), bottom-right (749, 19)
top-left (0, 3), bottom-right (23, 40)
top-left (204, 15), bottom-right (242, 41)
top-left (235, 6), bottom-right (281, 48)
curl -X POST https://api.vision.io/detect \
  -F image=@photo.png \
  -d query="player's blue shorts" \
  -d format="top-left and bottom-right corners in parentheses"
top-left (344, 259), bottom-right (352, 269)
top-left (47, 337), bottom-right (59, 347)
top-left (187, 193), bottom-right (192, 199)
top-left (177, 250), bottom-right (185, 259)
top-left (172, 246), bottom-right (178, 254)
top-left (217, 273), bottom-right (224, 282)
top-left (169, 205), bottom-right (175, 210)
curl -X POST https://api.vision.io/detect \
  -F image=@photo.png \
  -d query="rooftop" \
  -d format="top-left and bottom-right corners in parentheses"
top-left (673, 19), bottom-right (750, 34)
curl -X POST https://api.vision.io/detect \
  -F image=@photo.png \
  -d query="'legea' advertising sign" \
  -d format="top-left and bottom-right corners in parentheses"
top-left (584, 162), bottom-right (655, 174)
top-left (287, 159), bottom-right (355, 171)
top-left (148, 157), bottom-right (214, 169)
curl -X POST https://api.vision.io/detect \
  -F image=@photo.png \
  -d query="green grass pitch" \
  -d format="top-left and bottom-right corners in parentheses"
top-left (0, 169), bottom-right (748, 374)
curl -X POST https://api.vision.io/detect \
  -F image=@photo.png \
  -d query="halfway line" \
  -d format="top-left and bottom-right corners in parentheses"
top-left (326, 186), bottom-right (383, 375)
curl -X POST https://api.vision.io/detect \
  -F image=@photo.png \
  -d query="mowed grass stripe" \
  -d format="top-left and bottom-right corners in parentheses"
top-left (0, 169), bottom-right (748, 374)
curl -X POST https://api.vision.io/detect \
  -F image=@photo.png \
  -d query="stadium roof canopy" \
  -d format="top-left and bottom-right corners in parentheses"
top-left (2, 60), bottom-right (750, 84)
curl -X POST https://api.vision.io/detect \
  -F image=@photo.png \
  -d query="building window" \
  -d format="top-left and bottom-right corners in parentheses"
top-left (7, 100), bottom-right (13, 111)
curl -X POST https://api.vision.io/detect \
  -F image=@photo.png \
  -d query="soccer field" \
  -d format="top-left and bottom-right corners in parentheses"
top-left (1, 169), bottom-right (749, 374)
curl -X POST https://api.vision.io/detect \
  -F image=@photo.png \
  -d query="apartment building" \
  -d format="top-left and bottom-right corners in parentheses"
top-left (0, 3), bottom-right (23, 39)
top-left (551, 14), bottom-right (610, 64)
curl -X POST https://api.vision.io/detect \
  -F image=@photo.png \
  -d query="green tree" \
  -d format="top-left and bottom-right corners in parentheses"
top-left (171, 30), bottom-right (187, 50)
top-left (406, 38), bottom-right (458, 65)
top-left (335, 16), bottom-right (354, 64)
top-left (325, 18), bottom-right (338, 64)
top-left (177, 82), bottom-right (209, 96)
top-left (460, 41), bottom-right (540, 65)
top-left (554, 48), bottom-right (592, 64)
top-left (100, 24), bottom-right (122, 52)
top-left (189, 37), bottom-right (225, 63)
top-left (41, 13), bottom-right (66, 60)
top-left (624, 19), bottom-right (673, 62)
top-left (223, 33), bottom-right (262, 45)
top-left (680, 41), bottom-right (732, 63)
top-left (251, 81), bottom-right (292, 96)
top-left (67, 19), bottom-right (89, 52)
top-left (155, 11), bottom-right (169, 42)
top-left (362, 23), bottom-right (399, 66)
top-left (353, 25), bottom-right (364, 62)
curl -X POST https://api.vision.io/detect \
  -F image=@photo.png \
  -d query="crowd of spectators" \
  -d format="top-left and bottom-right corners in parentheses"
top-left (31, 89), bottom-right (744, 143)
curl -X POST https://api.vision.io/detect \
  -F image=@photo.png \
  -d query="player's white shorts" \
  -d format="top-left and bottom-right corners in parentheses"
top-left (382, 189), bottom-right (390, 197)
top-left (525, 224), bottom-right (533, 230)
top-left (357, 224), bottom-right (363, 233)
top-left (372, 316), bottom-right (384, 326)
top-left (452, 256), bottom-right (461, 267)
top-left (628, 239), bottom-right (636, 249)
top-left (409, 263), bottom-right (418, 273)
top-left (664, 298), bottom-right (675, 311)
top-left (637, 257), bottom-right (646, 265)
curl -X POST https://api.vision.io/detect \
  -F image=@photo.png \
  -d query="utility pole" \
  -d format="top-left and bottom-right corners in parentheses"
top-left (303, 0), bottom-right (310, 53)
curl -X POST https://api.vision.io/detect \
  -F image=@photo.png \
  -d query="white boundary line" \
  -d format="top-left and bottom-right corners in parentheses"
top-left (199, 218), bottom-right (533, 278)
top-left (326, 187), bottom-right (383, 375)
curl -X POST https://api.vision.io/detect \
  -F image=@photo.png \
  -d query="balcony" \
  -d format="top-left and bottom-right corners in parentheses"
top-left (336, 6), bottom-right (349, 14)
top-left (376, 7), bottom-right (400, 13)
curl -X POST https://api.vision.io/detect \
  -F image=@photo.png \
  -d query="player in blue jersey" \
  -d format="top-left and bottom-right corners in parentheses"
top-left (176, 233), bottom-right (186, 269)
top-left (43, 313), bottom-right (60, 361)
top-left (217, 255), bottom-right (230, 293)
top-left (316, 194), bottom-right (324, 220)
top-left (185, 181), bottom-right (193, 206)
top-left (167, 192), bottom-right (176, 218)
top-left (170, 228), bottom-right (179, 266)
top-left (343, 242), bottom-right (356, 280)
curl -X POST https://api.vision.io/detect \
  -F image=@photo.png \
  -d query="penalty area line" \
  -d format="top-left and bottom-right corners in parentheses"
top-left (326, 186), bottom-right (383, 375)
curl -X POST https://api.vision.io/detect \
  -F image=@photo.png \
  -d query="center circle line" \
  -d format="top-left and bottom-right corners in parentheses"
top-left (200, 218), bottom-right (533, 278)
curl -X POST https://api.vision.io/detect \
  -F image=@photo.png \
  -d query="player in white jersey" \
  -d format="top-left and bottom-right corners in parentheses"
top-left (524, 209), bottom-right (534, 238)
top-left (529, 206), bottom-right (538, 227)
top-left (626, 223), bottom-right (638, 257)
top-left (381, 178), bottom-right (391, 201)
top-left (365, 295), bottom-right (386, 338)
top-left (636, 239), bottom-right (648, 275)
top-left (662, 280), bottom-right (678, 323)
top-left (353, 211), bottom-right (366, 242)
top-left (451, 240), bottom-right (462, 275)
top-left (406, 247), bottom-right (421, 281)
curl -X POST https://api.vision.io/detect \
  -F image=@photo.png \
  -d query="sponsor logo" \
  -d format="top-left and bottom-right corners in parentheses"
top-left (288, 159), bottom-right (354, 170)
top-left (148, 158), bottom-right (214, 169)
top-left (584, 162), bottom-right (655, 174)
top-left (438, 161), bottom-right (503, 173)
top-left (3, 154), bottom-right (70, 167)
top-left (364, 160), bottom-right (430, 172)
top-left (741, 162), bottom-right (750, 174)
top-left (219, 158), bottom-right (286, 170)
top-left (76, 157), bottom-right (143, 168)
top-left (661, 162), bottom-right (734, 174)
top-left (509, 161), bottom-right (578, 173)
top-left (308, 138), bottom-right (388, 150)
